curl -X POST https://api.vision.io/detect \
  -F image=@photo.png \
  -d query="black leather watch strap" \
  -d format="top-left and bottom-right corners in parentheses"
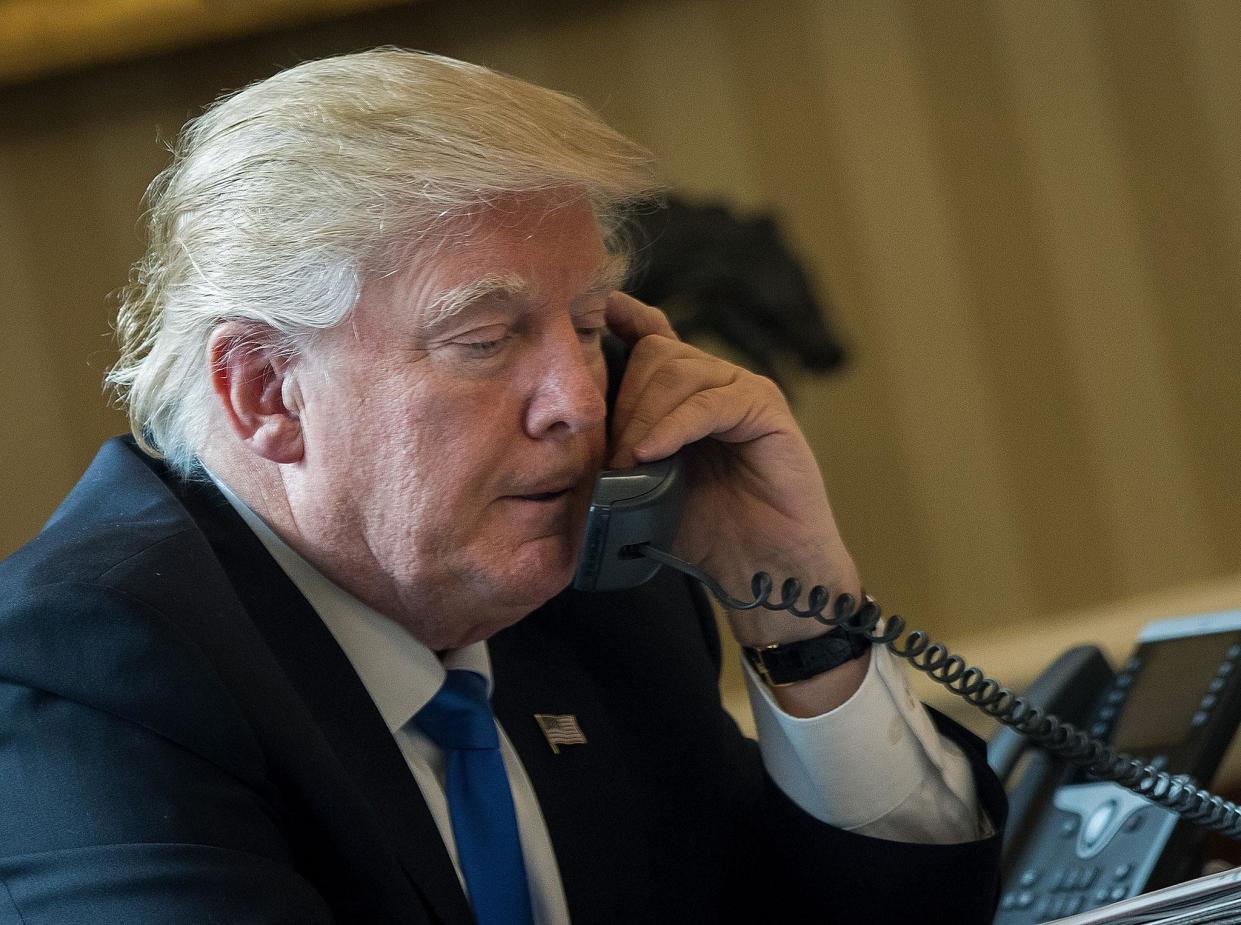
top-left (743, 626), bottom-right (871, 687)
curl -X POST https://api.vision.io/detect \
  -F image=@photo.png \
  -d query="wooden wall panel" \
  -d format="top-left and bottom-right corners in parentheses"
top-left (2, 0), bottom-right (1239, 676)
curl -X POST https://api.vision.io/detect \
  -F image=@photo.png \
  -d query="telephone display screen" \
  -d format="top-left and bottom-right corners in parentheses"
top-left (1109, 633), bottom-right (1234, 754)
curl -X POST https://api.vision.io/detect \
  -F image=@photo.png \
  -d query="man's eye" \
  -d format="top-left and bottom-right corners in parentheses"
top-left (576, 326), bottom-right (604, 345)
top-left (459, 337), bottom-right (507, 358)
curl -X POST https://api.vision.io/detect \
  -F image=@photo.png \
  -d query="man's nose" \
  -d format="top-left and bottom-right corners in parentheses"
top-left (524, 325), bottom-right (607, 439)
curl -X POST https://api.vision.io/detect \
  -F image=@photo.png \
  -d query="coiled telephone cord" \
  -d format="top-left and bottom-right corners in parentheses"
top-left (638, 543), bottom-right (1241, 842)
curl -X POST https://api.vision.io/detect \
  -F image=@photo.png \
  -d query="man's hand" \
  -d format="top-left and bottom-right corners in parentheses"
top-left (605, 293), bottom-right (867, 714)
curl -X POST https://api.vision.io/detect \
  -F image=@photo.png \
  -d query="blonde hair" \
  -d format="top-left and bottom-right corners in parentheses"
top-left (109, 47), bottom-right (660, 475)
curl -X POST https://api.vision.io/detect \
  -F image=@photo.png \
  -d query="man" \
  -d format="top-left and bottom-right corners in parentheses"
top-left (0, 49), bottom-right (1004, 923)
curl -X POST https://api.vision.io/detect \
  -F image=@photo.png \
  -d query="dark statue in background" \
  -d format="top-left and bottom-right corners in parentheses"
top-left (624, 197), bottom-right (847, 394)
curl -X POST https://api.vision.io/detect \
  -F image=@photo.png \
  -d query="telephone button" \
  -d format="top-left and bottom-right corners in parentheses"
top-left (1082, 801), bottom-right (1117, 849)
top-left (1106, 689), bottom-right (1126, 705)
top-left (1093, 886), bottom-right (1111, 905)
top-left (1192, 710), bottom-right (1210, 728)
top-left (1045, 893), bottom-right (1083, 918)
top-left (1060, 866), bottom-right (1083, 891)
top-left (1228, 643), bottom-right (1241, 659)
top-left (1210, 677), bottom-right (1227, 693)
top-left (1201, 693), bottom-right (1219, 710)
top-left (1122, 810), bottom-right (1145, 832)
top-left (1059, 815), bottom-right (1079, 838)
top-left (1114, 673), bottom-right (1133, 688)
top-left (1056, 783), bottom-right (1152, 860)
top-left (1019, 868), bottom-right (1041, 888)
top-left (1078, 866), bottom-right (1099, 889)
top-left (1057, 866), bottom-right (1078, 891)
top-left (1218, 662), bottom-right (1234, 676)
top-left (1097, 705), bottom-right (1116, 721)
top-left (1112, 863), bottom-right (1132, 881)
top-left (1015, 890), bottom-right (1035, 909)
top-left (1109, 885), bottom-right (1129, 902)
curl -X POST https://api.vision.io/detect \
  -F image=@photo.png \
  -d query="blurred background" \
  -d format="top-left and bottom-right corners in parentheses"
top-left (2, 0), bottom-right (1239, 734)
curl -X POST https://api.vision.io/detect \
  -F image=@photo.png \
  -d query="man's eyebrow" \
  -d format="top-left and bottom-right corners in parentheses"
top-left (422, 273), bottom-right (530, 331)
top-left (421, 255), bottom-right (631, 334)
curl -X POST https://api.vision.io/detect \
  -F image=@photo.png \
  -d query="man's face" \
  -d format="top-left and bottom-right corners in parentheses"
top-left (289, 194), bottom-right (621, 649)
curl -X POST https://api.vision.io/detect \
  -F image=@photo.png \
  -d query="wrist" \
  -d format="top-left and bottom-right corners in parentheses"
top-left (743, 624), bottom-right (872, 687)
top-left (764, 647), bottom-right (871, 718)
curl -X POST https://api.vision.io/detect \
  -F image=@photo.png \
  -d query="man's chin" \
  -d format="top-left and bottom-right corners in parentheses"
top-left (485, 538), bottom-right (579, 608)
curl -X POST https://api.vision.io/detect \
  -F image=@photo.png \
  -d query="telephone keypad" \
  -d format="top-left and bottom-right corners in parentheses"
top-left (998, 794), bottom-right (1179, 922)
top-left (999, 847), bottom-right (1151, 921)
top-left (1002, 862), bottom-right (1109, 919)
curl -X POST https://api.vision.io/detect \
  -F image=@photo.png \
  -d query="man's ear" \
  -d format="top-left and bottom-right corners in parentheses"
top-left (207, 322), bottom-right (305, 464)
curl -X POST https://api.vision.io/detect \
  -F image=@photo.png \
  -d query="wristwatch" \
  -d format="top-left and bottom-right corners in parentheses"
top-left (743, 626), bottom-right (871, 687)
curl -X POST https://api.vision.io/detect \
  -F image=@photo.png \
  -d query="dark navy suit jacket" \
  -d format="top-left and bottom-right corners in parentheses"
top-left (0, 438), bottom-right (1005, 923)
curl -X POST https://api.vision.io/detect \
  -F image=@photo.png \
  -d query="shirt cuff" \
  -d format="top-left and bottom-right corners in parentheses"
top-left (744, 644), bottom-right (987, 842)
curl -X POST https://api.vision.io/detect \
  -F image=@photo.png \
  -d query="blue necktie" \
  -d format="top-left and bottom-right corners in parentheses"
top-left (414, 669), bottom-right (535, 925)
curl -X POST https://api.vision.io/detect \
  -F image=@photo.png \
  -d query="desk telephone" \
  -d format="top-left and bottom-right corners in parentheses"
top-left (573, 453), bottom-right (1241, 923)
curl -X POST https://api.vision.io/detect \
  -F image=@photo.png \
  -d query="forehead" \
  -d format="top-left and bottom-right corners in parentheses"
top-left (378, 196), bottom-right (622, 330)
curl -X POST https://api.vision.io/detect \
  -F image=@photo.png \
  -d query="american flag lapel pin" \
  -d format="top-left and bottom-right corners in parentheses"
top-left (533, 714), bottom-right (587, 754)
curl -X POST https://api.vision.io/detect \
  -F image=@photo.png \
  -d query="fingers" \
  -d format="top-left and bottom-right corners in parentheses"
top-left (610, 342), bottom-right (721, 457)
top-left (605, 291), bottom-right (679, 345)
top-left (609, 334), bottom-right (788, 468)
top-left (603, 291), bottom-right (792, 469)
top-left (623, 385), bottom-right (770, 464)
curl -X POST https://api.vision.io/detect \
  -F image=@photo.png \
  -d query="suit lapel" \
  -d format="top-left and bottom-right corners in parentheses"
top-left (175, 476), bottom-right (475, 925)
top-left (489, 598), bottom-right (657, 922)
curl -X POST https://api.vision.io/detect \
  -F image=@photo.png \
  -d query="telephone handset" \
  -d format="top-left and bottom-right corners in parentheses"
top-left (572, 455), bottom-right (686, 592)
top-left (575, 453), bottom-right (1241, 922)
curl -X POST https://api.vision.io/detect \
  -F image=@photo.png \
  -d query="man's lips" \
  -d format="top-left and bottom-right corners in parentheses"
top-left (502, 465), bottom-right (595, 504)
top-left (503, 474), bottom-right (583, 502)
top-left (509, 487), bottom-right (574, 502)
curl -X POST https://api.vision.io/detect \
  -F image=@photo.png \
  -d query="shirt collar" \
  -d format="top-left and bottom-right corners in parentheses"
top-left (207, 469), bottom-right (492, 734)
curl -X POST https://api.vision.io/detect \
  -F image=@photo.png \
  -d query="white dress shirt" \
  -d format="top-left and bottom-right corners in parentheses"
top-left (212, 477), bottom-right (988, 924)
